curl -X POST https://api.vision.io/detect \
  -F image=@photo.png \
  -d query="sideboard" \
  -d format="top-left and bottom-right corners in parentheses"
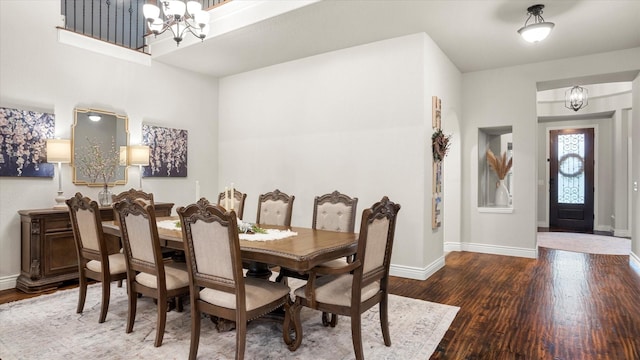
top-left (16, 202), bottom-right (174, 293)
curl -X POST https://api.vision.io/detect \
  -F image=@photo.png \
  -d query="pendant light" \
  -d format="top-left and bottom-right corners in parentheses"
top-left (518, 4), bottom-right (555, 43)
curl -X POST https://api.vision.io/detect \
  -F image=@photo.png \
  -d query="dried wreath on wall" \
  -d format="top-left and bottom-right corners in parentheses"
top-left (432, 129), bottom-right (451, 162)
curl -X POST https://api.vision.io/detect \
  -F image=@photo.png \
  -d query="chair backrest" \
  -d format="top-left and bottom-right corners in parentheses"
top-left (354, 196), bottom-right (401, 279)
top-left (112, 188), bottom-right (154, 206)
top-left (113, 198), bottom-right (165, 280)
top-left (178, 199), bottom-right (245, 302)
top-left (66, 192), bottom-right (108, 262)
top-left (312, 190), bottom-right (358, 232)
top-left (256, 189), bottom-right (294, 226)
top-left (218, 189), bottom-right (247, 219)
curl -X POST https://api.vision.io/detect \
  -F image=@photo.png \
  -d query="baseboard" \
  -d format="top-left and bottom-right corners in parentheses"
top-left (390, 256), bottom-right (445, 281)
top-left (630, 252), bottom-right (640, 270)
top-left (594, 225), bottom-right (613, 232)
top-left (0, 274), bottom-right (18, 291)
top-left (444, 241), bottom-right (462, 252)
top-left (614, 228), bottom-right (631, 238)
top-left (537, 221), bottom-right (548, 228)
top-left (459, 242), bottom-right (537, 259)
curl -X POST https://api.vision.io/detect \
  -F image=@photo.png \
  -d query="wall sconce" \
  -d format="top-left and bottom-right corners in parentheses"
top-left (128, 145), bottom-right (150, 190)
top-left (565, 85), bottom-right (589, 112)
top-left (46, 139), bottom-right (71, 208)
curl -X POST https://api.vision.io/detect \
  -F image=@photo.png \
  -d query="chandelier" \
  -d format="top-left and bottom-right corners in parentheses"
top-left (565, 86), bottom-right (589, 112)
top-left (143, 1), bottom-right (210, 46)
top-left (517, 4), bottom-right (555, 43)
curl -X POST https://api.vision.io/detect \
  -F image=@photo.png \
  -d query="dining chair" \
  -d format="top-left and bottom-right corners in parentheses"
top-left (276, 190), bottom-right (359, 326)
top-left (66, 192), bottom-right (127, 323)
top-left (112, 188), bottom-right (154, 206)
top-left (256, 189), bottom-right (294, 226)
top-left (177, 198), bottom-right (294, 360)
top-left (284, 196), bottom-right (401, 359)
top-left (312, 190), bottom-right (358, 233)
top-left (113, 198), bottom-right (190, 347)
top-left (218, 188), bottom-right (247, 219)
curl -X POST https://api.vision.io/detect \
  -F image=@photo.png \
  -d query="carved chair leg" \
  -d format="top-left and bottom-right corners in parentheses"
top-left (188, 304), bottom-right (201, 360)
top-left (77, 273), bottom-right (87, 314)
top-left (322, 312), bottom-right (338, 327)
top-left (155, 293), bottom-right (167, 347)
top-left (99, 279), bottom-right (110, 323)
top-left (126, 289), bottom-right (137, 334)
top-left (351, 315), bottom-right (364, 360)
top-left (380, 295), bottom-right (391, 346)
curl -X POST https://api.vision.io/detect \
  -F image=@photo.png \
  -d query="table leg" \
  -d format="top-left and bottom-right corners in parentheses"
top-left (245, 261), bottom-right (272, 279)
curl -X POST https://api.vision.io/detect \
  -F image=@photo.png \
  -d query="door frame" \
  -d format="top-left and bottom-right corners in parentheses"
top-left (543, 124), bottom-right (599, 229)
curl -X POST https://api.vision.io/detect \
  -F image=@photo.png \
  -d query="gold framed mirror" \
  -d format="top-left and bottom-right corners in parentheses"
top-left (72, 108), bottom-right (129, 187)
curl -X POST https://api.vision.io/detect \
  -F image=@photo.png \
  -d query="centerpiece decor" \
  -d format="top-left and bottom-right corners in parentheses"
top-left (486, 149), bottom-right (513, 206)
top-left (75, 137), bottom-right (120, 206)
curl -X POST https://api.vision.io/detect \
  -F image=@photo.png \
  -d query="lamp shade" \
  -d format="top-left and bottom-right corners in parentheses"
top-left (46, 139), bottom-right (71, 163)
top-left (129, 145), bottom-right (150, 166)
top-left (518, 22), bottom-right (554, 43)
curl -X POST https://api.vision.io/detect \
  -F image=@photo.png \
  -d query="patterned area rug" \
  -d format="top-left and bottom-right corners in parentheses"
top-left (0, 280), bottom-right (458, 360)
top-left (537, 232), bottom-right (631, 255)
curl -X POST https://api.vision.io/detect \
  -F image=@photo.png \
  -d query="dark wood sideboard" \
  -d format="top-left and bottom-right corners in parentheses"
top-left (16, 202), bottom-right (174, 293)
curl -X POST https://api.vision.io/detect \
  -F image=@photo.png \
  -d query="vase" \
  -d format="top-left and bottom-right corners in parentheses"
top-left (495, 180), bottom-right (510, 207)
top-left (98, 184), bottom-right (112, 207)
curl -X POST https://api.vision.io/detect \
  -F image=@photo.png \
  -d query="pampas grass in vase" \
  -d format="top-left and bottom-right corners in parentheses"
top-left (486, 149), bottom-right (512, 206)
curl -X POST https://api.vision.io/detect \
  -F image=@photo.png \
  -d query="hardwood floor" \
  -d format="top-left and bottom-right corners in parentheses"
top-left (2, 249), bottom-right (640, 359)
top-left (387, 249), bottom-right (640, 359)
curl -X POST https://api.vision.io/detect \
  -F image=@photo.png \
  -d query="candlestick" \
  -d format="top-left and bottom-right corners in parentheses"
top-left (231, 183), bottom-right (235, 210)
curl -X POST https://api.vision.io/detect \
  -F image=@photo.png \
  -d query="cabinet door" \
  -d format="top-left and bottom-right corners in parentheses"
top-left (43, 231), bottom-right (78, 277)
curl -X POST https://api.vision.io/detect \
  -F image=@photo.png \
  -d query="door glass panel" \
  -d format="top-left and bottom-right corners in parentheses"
top-left (557, 133), bottom-right (585, 204)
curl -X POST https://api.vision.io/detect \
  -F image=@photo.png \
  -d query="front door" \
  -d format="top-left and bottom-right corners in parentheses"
top-left (549, 128), bottom-right (595, 232)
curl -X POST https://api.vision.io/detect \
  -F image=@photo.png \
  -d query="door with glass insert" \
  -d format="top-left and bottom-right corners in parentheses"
top-left (549, 128), bottom-right (594, 231)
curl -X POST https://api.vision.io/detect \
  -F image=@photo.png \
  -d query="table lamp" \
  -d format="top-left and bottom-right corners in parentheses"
top-left (46, 139), bottom-right (71, 209)
top-left (129, 145), bottom-right (150, 190)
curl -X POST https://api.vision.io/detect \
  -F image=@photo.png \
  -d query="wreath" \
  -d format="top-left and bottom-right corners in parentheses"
top-left (432, 129), bottom-right (451, 162)
top-left (558, 153), bottom-right (584, 177)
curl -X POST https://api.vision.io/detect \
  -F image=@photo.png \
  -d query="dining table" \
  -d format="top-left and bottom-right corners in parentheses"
top-left (102, 216), bottom-right (359, 279)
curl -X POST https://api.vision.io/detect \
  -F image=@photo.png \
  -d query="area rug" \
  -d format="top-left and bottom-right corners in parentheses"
top-left (537, 231), bottom-right (631, 255)
top-left (0, 280), bottom-right (458, 360)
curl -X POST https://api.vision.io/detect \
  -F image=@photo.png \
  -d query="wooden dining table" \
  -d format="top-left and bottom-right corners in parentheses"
top-left (102, 216), bottom-right (358, 278)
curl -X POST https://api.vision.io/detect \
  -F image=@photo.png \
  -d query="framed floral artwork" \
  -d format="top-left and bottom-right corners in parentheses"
top-left (142, 124), bottom-right (188, 177)
top-left (0, 106), bottom-right (55, 177)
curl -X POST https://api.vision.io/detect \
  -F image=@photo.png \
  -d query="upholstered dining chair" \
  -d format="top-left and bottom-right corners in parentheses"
top-left (113, 198), bottom-right (190, 347)
top-left (112, 188), bottom-right (154, 205)
top-left (177, 198), bottom-right (294, 360)
top-left (66, 192), bottom-right (127, 323)
top-left (256, 189), bottom-right (295, 226)
top-left (218, 188), bottom-right (247, 219)
top-left (312, 190), bottom-right (359, 233)
top-left (284, 196), bottom-right (401, 359)
top-left (277, 190), bottom-right (359, 325)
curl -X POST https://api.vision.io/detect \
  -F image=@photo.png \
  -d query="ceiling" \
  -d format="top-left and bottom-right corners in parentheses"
top-left (152, 0), bottom-right (640, 78)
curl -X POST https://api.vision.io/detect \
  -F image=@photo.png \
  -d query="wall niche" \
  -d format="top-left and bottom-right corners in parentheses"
top-left (478, 126), bottom-right (513, 211)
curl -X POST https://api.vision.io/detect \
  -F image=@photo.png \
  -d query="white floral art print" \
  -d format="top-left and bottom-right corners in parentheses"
top-left (0, 107), bottom-right (55, 177)
top-left (142, 124), bottom-right (188, 177)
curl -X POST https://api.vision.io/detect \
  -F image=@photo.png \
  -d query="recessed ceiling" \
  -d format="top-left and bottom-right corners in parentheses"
top-left (152, 0), bottom-right (640, 78)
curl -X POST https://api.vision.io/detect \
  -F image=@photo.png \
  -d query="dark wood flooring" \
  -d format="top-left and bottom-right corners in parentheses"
top-left (2, 248), bottom-right (640, 359)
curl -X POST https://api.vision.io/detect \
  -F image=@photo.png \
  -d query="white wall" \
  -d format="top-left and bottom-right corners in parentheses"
top-left (0, 1), bottom-right (219, 290)
top-left (462, 48), bottom-right (640, 258)
top-left (218, 33), bottom-right (462, 279)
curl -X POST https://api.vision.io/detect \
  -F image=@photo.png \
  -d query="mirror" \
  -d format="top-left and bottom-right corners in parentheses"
top-left (72, 108), bottom-right (128, 186)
